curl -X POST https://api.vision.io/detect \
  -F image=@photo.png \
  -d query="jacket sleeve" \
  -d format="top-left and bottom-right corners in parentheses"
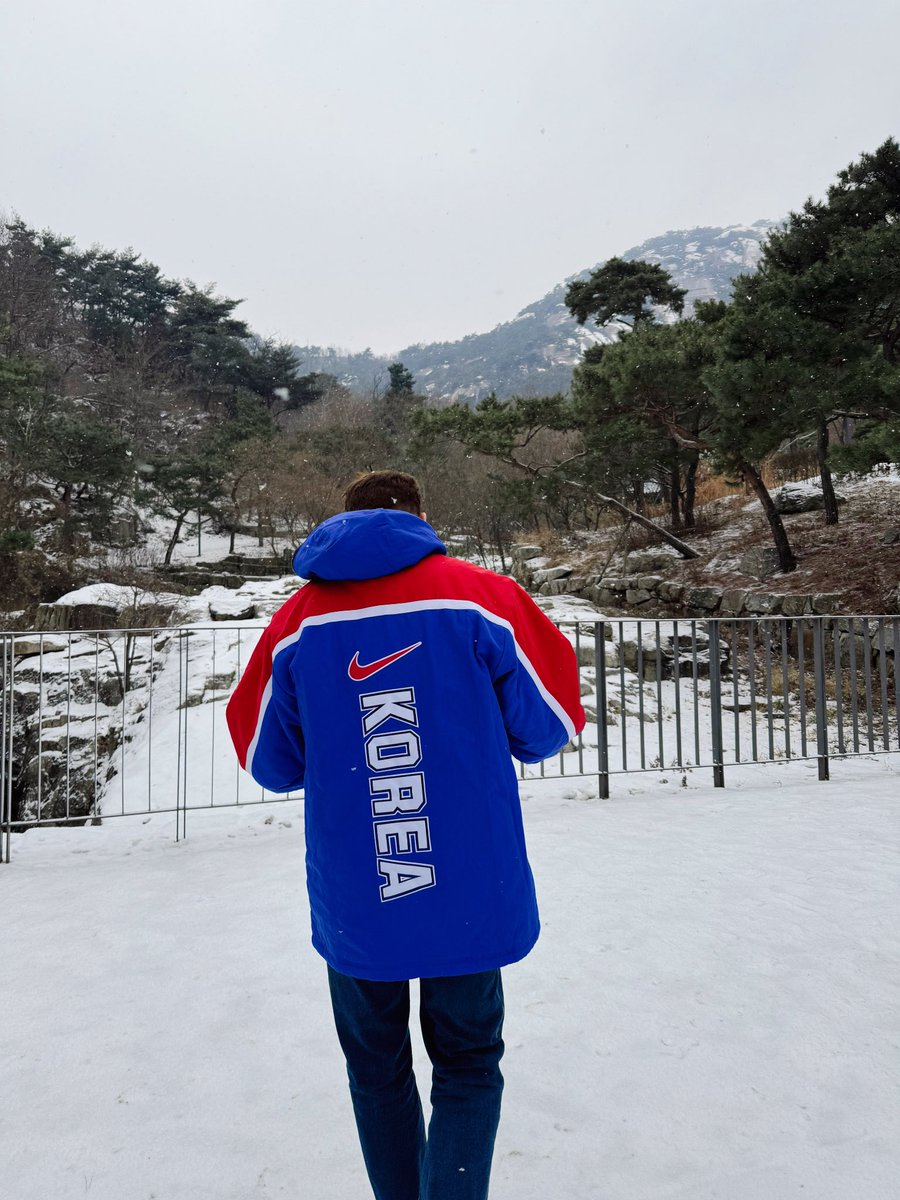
top-left (477, 581), bottom-right (586, 763)
top-left (226, 625), bottom-right (306, 793)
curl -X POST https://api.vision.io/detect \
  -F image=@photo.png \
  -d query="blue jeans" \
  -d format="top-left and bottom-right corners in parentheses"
top-left (327, 966), bottom-right (505, 1200)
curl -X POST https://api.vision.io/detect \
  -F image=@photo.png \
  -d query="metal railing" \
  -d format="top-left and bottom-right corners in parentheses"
top-left (2, 614), bottom-right (898, 862)
top-left (536, 615), bottom-right (900, 797)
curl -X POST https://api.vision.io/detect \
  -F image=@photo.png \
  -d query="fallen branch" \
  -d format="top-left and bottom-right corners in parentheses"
top-left (499, 450), bottom-right (700, 560)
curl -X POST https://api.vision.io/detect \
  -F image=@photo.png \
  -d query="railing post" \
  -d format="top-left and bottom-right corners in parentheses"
top-left (182, 628), bottom-right (189, 840)
top-left (813, 616), bottom-right (831, 782)
top-left (595, 621), bottom-right (610, 799)
top-left (1, 634), bottom-right (10, 864)
top-left (708, 621), bottom-right (725, 788)
top-left (175, 629), bottom-right (184, 843)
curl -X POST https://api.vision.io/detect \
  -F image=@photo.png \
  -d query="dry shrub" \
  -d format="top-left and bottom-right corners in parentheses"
top-left (524, 524), bottom-right (575, 562)
top-left (691, 468), bottom-right (747, 508)
top-left (0, 550), bottom-right (81, 619)
top-left (766, 443), bottom-right (820, 486)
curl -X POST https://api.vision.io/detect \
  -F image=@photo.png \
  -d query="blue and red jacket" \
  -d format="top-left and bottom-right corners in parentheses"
top-left (226, 509), bottom-right (585, 981)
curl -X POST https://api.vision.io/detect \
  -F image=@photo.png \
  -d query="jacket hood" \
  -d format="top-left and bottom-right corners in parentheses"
top-left (292, 508), bottom-right (447, 582)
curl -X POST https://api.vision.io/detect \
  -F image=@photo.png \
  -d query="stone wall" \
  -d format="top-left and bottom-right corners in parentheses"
top-left (509, 543), bottom-right (846, 618)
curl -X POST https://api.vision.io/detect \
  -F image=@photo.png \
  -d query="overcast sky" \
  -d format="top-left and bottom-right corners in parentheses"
top-left (3, 0), bottom-right (899, 354)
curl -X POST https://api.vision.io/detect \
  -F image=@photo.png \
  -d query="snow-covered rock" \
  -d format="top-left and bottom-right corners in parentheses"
top-left (532, 565), bottom-right (573, 585)
top-left (739, 546), bottom-right (782, 578)
top-left (35, 584), bottom-right (185, 632)
top-left (207, 595), bottom-right (258, 621)
top-left (13, 637), bottom-right (68, 658)
top-left (773, 481), bottom-right (847, 513)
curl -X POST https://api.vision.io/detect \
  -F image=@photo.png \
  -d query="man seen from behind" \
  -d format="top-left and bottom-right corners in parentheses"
top-left (227, 469), bottom-right (585, 1200)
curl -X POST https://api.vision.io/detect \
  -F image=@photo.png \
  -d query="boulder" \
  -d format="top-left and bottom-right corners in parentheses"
top-left (205, 671), bottom-right (237, 692)
top-left (531, 565), bottom-right (573, 584)
top-left (773, 481), bottom-right (847, 514)
top-left (208, 596), bottom-right (258, 621)
top-left (625, 588), bottom-right (652, 606)
top-left (13, 637), bottom-right (68, 658)
top-left (836, 631), bottom-right (876, 665)
top-left (618, 627), bottom-right (725, 681)
top-left (574, 627), bottom-right (613, 666)
top-left (835, 617), bottom-right (868, 635)
top-left (685, 586), bottom-right (722, 612)
top-left (34, 601), bottom-right (120, 632)
top-left (780, 594), bottom-right (811, 617)
top-left (623, 548), bottom-right (681, 574)
top-left (591, 586), bottom-right (622, 608)
top-left (810, 592), bottom-right (843, 615)
top-left (97, 676), bottom-right (124, 707)
top-left (657, 582), bottom-right (685, 604)
top-left (719, 589), bottom-right (749, 617)
top-left (739, 546), bottom-right (782, 579)
top-left (744, 593), bottom-right (783, 616)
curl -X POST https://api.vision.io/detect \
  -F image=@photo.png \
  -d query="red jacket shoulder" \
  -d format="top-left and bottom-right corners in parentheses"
top-left (265, 584), bottom-right (314, 643)
top-left (417, 553), bottom-right (523, 599)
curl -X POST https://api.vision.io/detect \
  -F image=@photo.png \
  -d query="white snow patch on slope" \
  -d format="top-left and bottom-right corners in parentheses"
top-left (53, 583), bottom-right (184, 609)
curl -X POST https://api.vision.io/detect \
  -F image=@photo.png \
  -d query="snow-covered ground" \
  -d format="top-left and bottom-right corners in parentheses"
top-left (127, 520), bottom-right (297, 568)
top-left (3, 756), bottom-right (899, 1200)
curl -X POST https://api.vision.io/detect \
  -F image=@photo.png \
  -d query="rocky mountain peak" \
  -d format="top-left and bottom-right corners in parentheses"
top-left (293, 220), bottom-right (780, 403)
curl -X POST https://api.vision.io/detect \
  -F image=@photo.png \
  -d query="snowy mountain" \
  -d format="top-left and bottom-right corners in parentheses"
top-left (294, 221), bottom-right (777, 403)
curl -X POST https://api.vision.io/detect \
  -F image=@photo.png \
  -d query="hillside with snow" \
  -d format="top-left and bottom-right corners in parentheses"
top-left (294, 222), bottom-right (776, 402)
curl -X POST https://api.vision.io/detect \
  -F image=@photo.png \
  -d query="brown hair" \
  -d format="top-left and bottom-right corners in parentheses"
top-left (342, 470), bottom-right (423, 515)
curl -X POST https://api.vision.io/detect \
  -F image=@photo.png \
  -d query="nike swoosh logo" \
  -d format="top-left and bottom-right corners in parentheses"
top-left (348, 642), bottom-right (422, 681)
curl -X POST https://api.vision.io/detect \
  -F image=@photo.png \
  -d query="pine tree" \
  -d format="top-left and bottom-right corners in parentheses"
top-left (387, 361), bottom-right (416, 394)
top-left (565, 257), bottom-right (687, 332)
top-left (709, 139), bottom-right (900, 526)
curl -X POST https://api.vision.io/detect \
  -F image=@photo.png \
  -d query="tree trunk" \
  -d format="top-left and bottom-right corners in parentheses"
top-left (742, 461), bottom-right (797, 573)
top-left (124, 633), bottom-right (136, 692)
top-left (59, 483), bottom-right (75, 555)
top-left (683, 452), bottom-right (699, 529)
top-left (257, 500), bottom-right (266, 548)
top-left (505, 458), bottom-right (701, 560)
top-left (164, 510), bottom-right (189, 565)
top-left (488, 448), bottom-right (701, 560)
top-left (631, 474), bottom-right (645, 514)
top-left (817, 421), bottom-right (840, 526)
top-left (669, 460), bottom-right (681, 531)
top-left (229, 480), bottom-right (240, 554)
top-left (585, 487), bottom-right (705, 556)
